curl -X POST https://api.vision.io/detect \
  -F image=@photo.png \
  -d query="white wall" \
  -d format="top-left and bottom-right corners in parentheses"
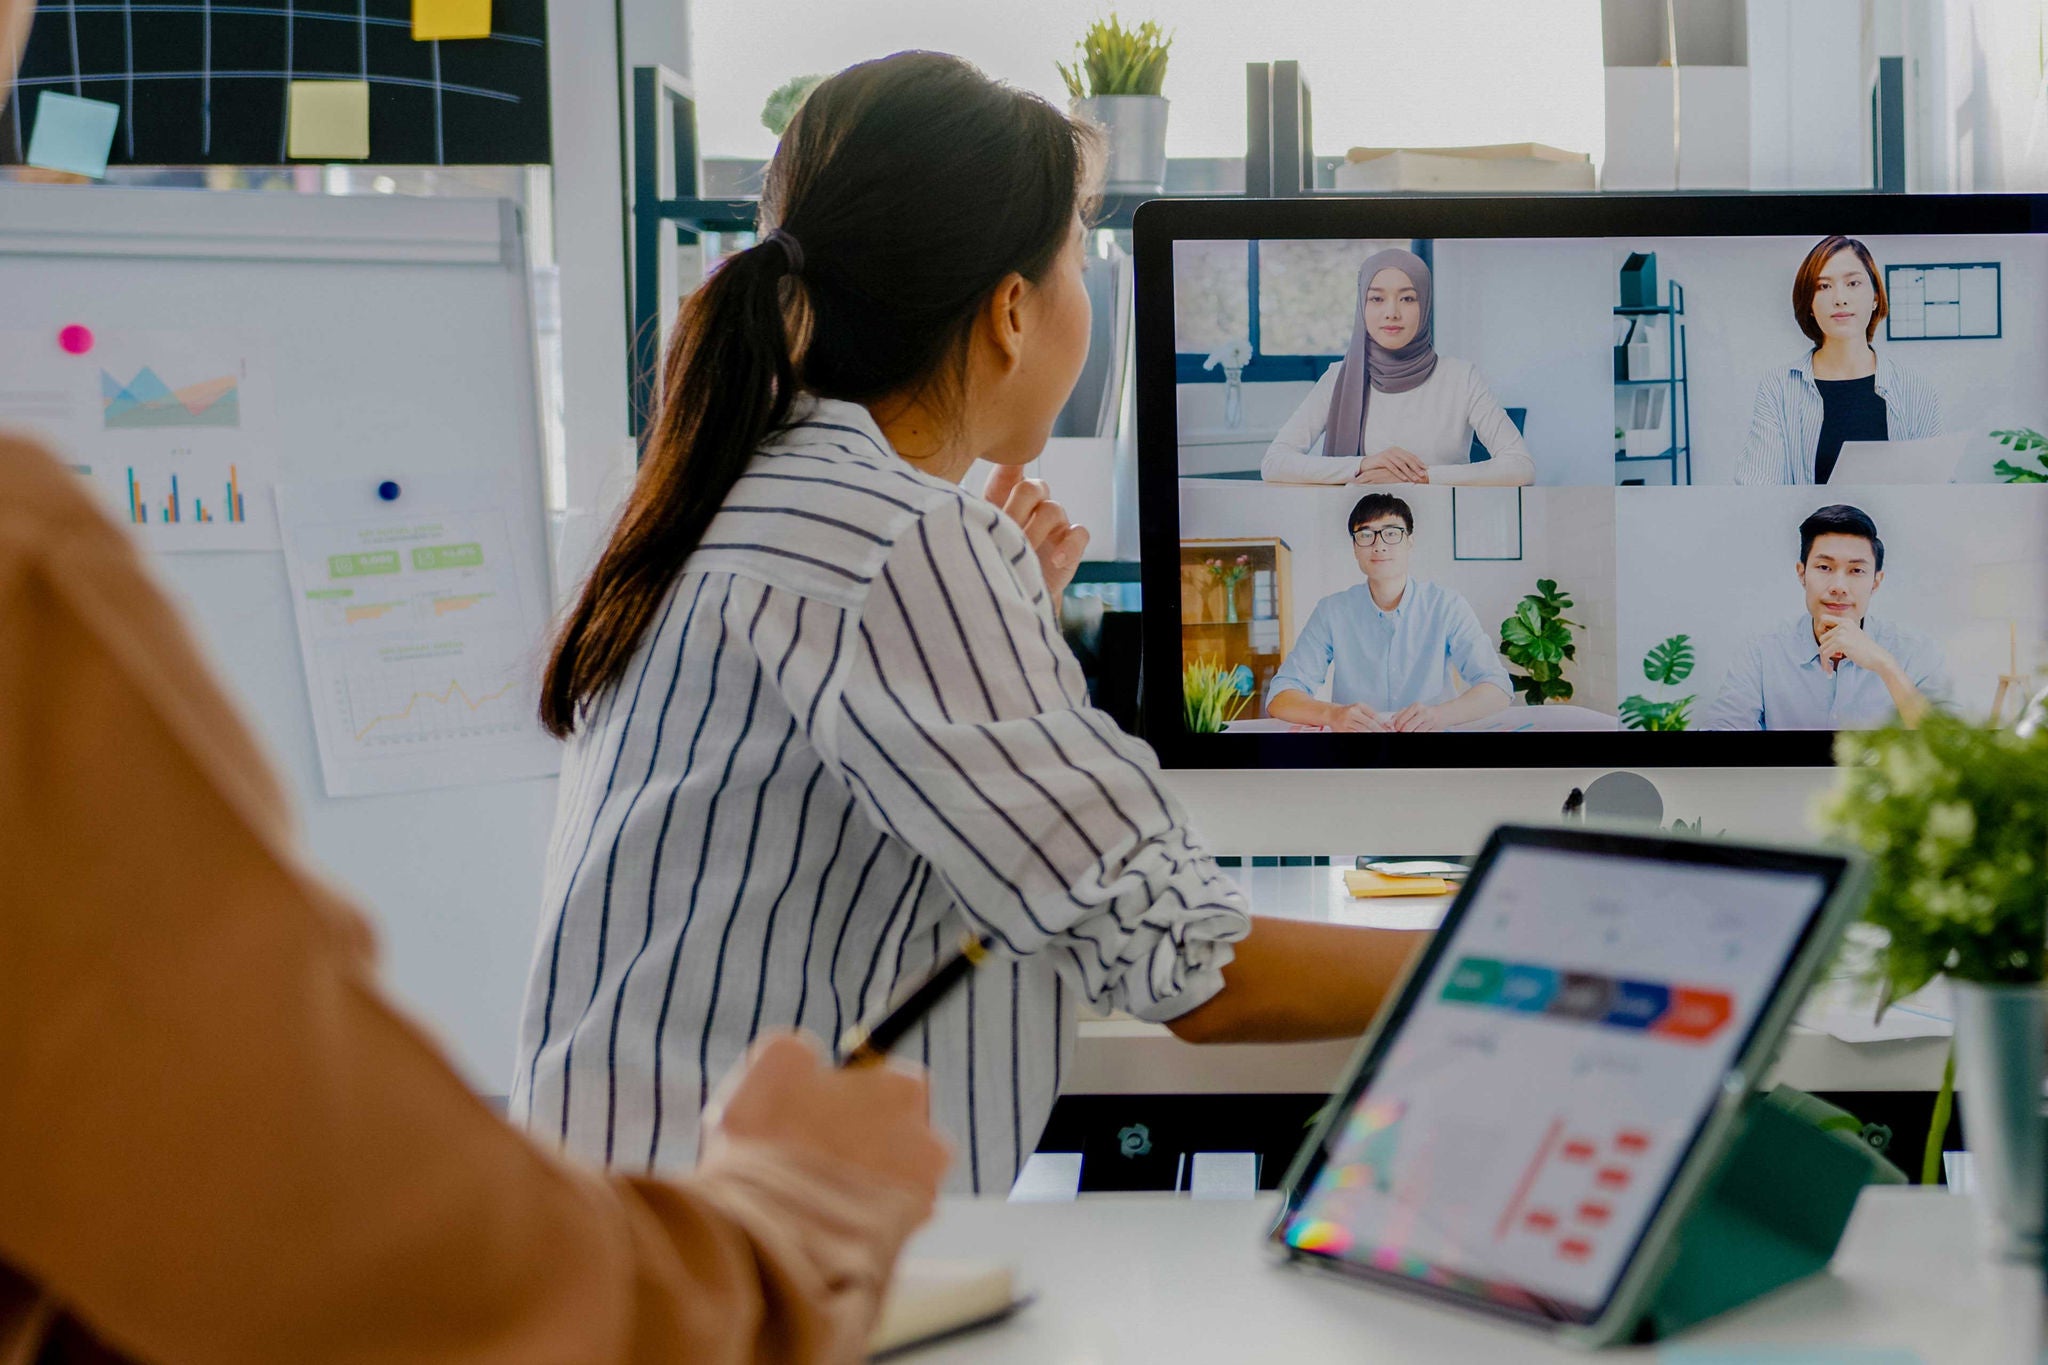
top-left (1179, 482), bottom-right (1620, 714)
top-left (1611, 234), bottom-right (2048, 486)
top-left (1747, 0), bottom-right (1868, 190)
top-left (1928, 0), bottom-right (2048, 192)
top-left (1433, 240), bottom-right (1616, 486)
top-left (1616, 485), bottom-right (2048, 724)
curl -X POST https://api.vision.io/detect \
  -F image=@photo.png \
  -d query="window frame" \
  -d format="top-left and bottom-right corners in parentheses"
top-left (1172, 237), bottom-right (1431, 383)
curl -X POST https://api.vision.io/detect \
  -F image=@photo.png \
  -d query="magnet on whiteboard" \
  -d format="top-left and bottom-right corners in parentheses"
top-left (58, 324), bottom-right (94, 355)
top-left (378, 481), bottom-right (401, 501)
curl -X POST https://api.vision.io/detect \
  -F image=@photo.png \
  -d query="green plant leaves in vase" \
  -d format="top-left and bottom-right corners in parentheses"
top-left (1498, 578), bottom-right (1579, 705)
top-left (1183, 657), bottom-right (1254, 734)
top-left (1818, 713), bottom-right (2048, 998)
top-left (1058, 14), bottom-right (1173, 100)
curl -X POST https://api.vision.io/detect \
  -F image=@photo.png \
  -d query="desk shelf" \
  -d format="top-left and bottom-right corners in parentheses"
top-left (1614, 278), bottom-right (1693, 485)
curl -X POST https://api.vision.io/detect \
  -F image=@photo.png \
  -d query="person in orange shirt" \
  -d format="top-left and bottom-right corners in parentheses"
top-left (0, 4), bottom-right (948, 1361)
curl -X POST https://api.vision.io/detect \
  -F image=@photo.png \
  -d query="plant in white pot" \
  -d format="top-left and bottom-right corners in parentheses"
top-left (1818, 712), bottom-right (2048, 1259)
top-left (1058, 15), bottom-right (1172, 194)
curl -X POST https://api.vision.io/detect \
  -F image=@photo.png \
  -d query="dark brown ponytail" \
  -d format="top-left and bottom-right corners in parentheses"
top-left (540, 51), bottom-right (1096, 736)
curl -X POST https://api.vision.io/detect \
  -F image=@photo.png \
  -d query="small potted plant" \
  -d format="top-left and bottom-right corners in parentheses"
top-left (1819, 713), bottom-right (2048, 1258)
top-left (1183, 658), bottom-right (1254, 733)
top-left (1498, 579), bottom-right (1579, 705)
top-left (761, 74), bottom-right (824, 137)
top-left (1991, 427), bottom-right (2047, 483)
top-left (1058, 15), bottom-right (1172, 194)
top-left (1618, 634), bottom-right (1696, 731)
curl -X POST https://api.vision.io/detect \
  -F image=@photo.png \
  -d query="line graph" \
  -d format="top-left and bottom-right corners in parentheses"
top-left (350, 675), bottom-right (515, 742)
top-left (3, 0), bottom-right (550, 167)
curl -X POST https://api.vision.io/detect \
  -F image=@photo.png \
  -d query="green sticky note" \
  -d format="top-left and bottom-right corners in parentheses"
top-left (288, 80), bottom-right (371, 161)
top-left (413, 0), bottom-right (492, 40)
top-left (26, 92), bottom-right (120, 178)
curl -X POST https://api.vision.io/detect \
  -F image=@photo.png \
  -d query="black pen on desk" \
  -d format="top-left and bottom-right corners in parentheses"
top-left (837, 932), bottom-right (995, 1067)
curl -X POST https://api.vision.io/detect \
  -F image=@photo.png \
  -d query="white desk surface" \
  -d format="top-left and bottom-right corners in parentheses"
top-left (904, 1189), bottom-right (2042, 1364)
top-left (1073, 863), bottom-right (1950, 1096)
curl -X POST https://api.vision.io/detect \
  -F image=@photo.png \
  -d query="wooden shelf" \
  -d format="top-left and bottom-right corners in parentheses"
top-left (1179, 537), bottom-right (1294, 709)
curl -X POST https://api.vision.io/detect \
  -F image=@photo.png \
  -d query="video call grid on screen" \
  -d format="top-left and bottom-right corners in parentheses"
top-left (1130, 195), bottom-right (2048, 769)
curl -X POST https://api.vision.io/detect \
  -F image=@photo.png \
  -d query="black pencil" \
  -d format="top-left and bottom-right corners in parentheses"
top-left (837, 933), bottom-right (995, 1067)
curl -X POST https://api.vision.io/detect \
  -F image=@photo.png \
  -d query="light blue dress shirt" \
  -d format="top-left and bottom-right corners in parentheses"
top-left (1701, 614), bottom-right (1950, 731)
top-left (1266, 577), bottom-right (1512, 713)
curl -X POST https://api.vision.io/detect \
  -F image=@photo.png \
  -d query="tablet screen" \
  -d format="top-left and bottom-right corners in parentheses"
top-left (1279, 841), bottom-right (1836, 1324)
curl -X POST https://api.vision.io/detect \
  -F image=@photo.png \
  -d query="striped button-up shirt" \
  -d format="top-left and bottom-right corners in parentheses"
top-left (1734, 350), bottom-right (1943, 485)
top-left (511, 398), bottom-right (1250, 1193)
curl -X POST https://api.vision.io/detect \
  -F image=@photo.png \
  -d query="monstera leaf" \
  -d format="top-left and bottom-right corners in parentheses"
top-left (1642, 634), bottom-right (1695, 686)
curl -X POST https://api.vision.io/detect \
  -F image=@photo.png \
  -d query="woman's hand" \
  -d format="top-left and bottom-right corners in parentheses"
top-left (1354, 447), bottom-right (1430, 484)
top-left (984, 463), bottom-right (1090, 595)
top-left (705, 1033), bottom-right (952, 1198)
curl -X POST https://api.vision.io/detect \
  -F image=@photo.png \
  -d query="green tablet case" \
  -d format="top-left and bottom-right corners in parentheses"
top-left (1620, 1085), bottom-right (1902, 1344)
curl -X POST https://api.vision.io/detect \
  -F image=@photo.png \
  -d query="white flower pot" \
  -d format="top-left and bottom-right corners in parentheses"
top-left (1074, 95), bottom-right (1168, 194)
top-left (1951, 980), bottom-right (2046, 1260)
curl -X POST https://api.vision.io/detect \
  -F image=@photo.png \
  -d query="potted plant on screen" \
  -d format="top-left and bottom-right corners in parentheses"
top-left (1498, 579), bottom-right (1579, 705)
top-left (1618, 634), bottom-right (1696, 731)
top-left (1991, 427), bottom-right (2047, 483)
top-left (1058, 15), bottom-right (1172, 194)
top-left (1183, 659), bottom-right (1253, 733)
top-left (1818, 713), bottom-right (2048, 1259)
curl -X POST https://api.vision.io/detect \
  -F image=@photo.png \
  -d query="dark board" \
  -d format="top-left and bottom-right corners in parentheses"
top-left (2, 1), bottom-right (550, 166)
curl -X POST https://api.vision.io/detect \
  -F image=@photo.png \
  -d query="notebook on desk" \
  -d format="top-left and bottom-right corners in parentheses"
top-left (869, 1259), bottom-right (1026, 1359)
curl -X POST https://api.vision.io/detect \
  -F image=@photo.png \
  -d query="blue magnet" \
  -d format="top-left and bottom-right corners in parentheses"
top-left (377, 480), bottom-right (401, 501)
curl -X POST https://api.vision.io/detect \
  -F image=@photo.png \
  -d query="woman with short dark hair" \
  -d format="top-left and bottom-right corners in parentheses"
top-left (1735, 235), bottom-right (1943, 485)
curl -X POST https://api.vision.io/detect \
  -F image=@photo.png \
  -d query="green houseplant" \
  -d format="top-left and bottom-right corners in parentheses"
top-left (760, 74), bottom-right (824, 137)
top-left (1498, 579), bottom-right (1579, 705)
top-left (1183, 658), bottom-right (1253, 733)
top-left (1618, 634), bottom-right (1696, 731)
top-left (1819, 714), bottom-right (2048, 1253)
top-left (1058, 15), bottom-right (1172, 193)
top-left (1991, 427), bottom-right (2048, 483)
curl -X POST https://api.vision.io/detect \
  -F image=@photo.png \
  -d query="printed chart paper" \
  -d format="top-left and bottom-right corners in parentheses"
top-left (0, 329), bottom-right (280, 551)
top-left (277, 474), bottom-right (558, 797)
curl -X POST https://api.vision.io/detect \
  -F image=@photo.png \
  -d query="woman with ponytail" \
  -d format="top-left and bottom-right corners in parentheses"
top-left (516, 52), bottom-right (1424, 1194)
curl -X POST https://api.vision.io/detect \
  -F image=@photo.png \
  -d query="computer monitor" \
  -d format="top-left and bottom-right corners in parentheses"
top-left (1132, 194), bottom-right (2048, 770)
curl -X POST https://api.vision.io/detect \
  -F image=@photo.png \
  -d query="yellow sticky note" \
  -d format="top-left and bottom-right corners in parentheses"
top-left (413, 0), bottom-right (492, 40)
top-left (287, 80), bottom-right (371, 160)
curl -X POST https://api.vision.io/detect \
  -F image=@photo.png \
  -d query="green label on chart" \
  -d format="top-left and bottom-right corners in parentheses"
top-left (329, 551), bottom-right (402, 578)
top-left (305, 588), bottom-right (353, 600)
top-left (412, 542), bottom-right (485, 571)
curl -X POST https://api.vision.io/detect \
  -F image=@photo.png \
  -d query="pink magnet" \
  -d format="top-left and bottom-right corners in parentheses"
top-left (58, 325), bottom-right (94, 355)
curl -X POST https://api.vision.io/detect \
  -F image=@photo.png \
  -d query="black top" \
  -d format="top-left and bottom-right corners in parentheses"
top-left (1813, 375), bottom-right (1888, 484)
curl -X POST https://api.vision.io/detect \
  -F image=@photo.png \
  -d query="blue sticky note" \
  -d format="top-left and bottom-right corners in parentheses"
top-left (26, 92), bottom-right (120, 179)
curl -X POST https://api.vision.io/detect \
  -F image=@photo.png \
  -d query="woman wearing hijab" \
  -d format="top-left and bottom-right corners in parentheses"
top-left (1260, 248), bottom-right (1536, 486)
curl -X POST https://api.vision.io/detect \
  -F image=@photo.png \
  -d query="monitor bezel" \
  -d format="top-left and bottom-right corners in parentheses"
top-left (1133, 191), bottom-right (2048, 770)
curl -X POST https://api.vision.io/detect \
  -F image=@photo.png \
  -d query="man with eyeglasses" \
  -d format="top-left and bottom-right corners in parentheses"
top-left (1702, 503), bottom-right (1948, 731)
top-left (1266, 494), bottom-right (1512, 733)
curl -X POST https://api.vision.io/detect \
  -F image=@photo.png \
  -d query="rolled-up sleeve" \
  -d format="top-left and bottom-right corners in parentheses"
top-left (1443, 593), bottom-right (1512, 696)
top-left (830, 497), bottom-right (1249, 1023)
top-left (1267, 596), bottom-right (1336, 708)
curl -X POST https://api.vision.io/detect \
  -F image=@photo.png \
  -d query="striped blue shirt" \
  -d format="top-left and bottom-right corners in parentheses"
top-left (1735, 351), bottom-right (1943, 485)
top-left (510, 398), bottom-right (1249, 1193)
top-left (1266, 578), bottom-right (1512, 713)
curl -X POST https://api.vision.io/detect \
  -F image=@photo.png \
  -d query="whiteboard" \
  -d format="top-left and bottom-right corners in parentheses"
top-left (0, 184), bottom-right (556, 1092)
